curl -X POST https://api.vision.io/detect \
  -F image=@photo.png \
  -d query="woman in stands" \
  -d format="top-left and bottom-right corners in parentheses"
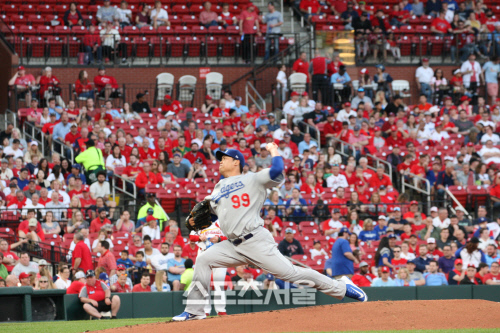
top-left (46, 165), bottom-right (65, 184)
top-left (348, 192), bottom-right (363, 213)
top-left (121, 102), bottom-right (141, 122)
top-left (349, 232), bottom-right (365, 256)
top-left (35, 170), bottom-right (48, 188)
top-left (36, 276), bottom-right (56, 290)
top-left (42, 211), bottom-right (61, 235)
top-left (106, 145), bottom-right (126, 179)
top-left (404, 114), bottom-right (419, 140)
top-left (366, 192), bottom-right (385, 216)
top-left (64, 2), bottom-right (84, 27)
top-left (300, 174), bottom-right (323, 196)
top-left (358, 68), bottom-right (373, 99)
top-left (201, 95), bottom-right (217, 114)
top-left (24, 142), bottom-right (43, 164)
top-left (115, 210), bottom-right (135, 233)
top-left (324, 146), bottom-right (337, 165)
top-left (67, 210), bottom-right (89, 233)
top-left (475, 163), bottom-right (491, 185)
top-left (375, 237), bottom-right (394, 269)
top-left (61, 158), bottom-right (72, 179)
top-left (157, 162), bottom-right (175, 185)
top-left (151, 270), bottom-right (171, 292)
top-left (263, 215), bottom-right (278, 237)
top-left (67, 196), bottom-right (82, 220)
top-left (92, 229), bottom-right (114, 252)
top-left (264, 190), bottom-right (285, 218)
top-left (394, 268), bottom-right (416, 286)
top-left (9, 128), bottom-right (28, 152)
top-left (157, 152), bottom-right (171, 167)
top-left (430, 68), bottom-right (449, 105)
top-left (347, 210), bottom-right (364, 233)
top-left (11, 157), bottom-right (24, 178)
top-left (374, 89), bottom-right (388, 110)
top-left (75, 70), bottom-right (94, 100)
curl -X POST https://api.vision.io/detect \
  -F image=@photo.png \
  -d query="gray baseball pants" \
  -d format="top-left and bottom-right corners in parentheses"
top-left (184, 227), bottom-right (347, 315)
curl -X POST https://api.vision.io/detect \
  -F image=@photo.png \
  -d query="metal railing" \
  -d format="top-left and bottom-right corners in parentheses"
top-left (53, 139), bottom-right (74, 164)
top-left (444, 188), bottom-right (474, 221)
top-left (401, 173), bottom-right (431, 207)
top-left (298, 120), bottom-right (321, 150)
top-left (23, 121), bottom-right (46, 156)
top-left (245, 81), bottom-right (267, 112)
top-left (111, 173), bottom-right (137, 203)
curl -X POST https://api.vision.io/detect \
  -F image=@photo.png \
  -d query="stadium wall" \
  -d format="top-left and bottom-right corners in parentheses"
top-left (1, 40), bottom-right (16, 113)
top-left (6, 65), bottom-right (462, 108)
top-left (1, 285), bottom-right (499, 322)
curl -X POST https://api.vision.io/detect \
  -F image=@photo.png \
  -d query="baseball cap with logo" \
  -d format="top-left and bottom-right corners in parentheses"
top-left (216, 149), bottom-right (245, 168)
top-left (427, 237), bottom-right (436, 244)
top-left (86, 270), bottom-right (96, 277)
top-left (340, 227), bottom-right (350, 234)
top-left (381, 266), bottom-right (390, 273)
top-left (359, 261), bottom-right (369, 267)
top-left (410, 200), bottom-right (418, 205)
top-left (117, 264), bottom-right (126, 271)
top-left (280, 119), bottom-right (287, 125)
top-left (285, 228), bottom-right (294, 234)
top-left (75, 271), bottom-right (86, 279)
top-left (99, 272), bottom-right (109, 280)
top-left (430, 206), bottom-right (438, 212)
top-left (290, 91), bottom-right (300, 97)
top-left (82, 185), bottom-right (90, 192)
top-left (28, 218), bottom-right (37, 227)
top-left (146, 215), bottom-right (157, 222)
top-left (455, 259), bottom-right (463, 265)
top-left (378, 215), bottom-right (387, 220)
top-left (19, 272), bottom-right (31, 279)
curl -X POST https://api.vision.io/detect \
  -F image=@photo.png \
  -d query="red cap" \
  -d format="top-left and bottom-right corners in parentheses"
top-left (302, 91), bottom-right (308, 96)
top-left (467, 263), bottom-right (476, 268)
top-left (291, 91), bottom-right (300, 97)
top-left (467, 142), bottom-right (474, 147)
top-left (435, 122), bottom-right (442, 127)
top-left (496, 97), bottom-right (500, 102)
top-left (223, 121), bottom-right (232, 127)
top-left (146, 215), bottom-right (157, 222)
top-left (18, 66), bottom-right (25, 70)
top-left (360, 68), bottom-right (368, 74)
top-left (460, 95), bottom-right (470, 102)
top-left (422, 57), bottom-right (429, 62)
top-left (410, 200), bottom-right (418, 205)
top-left (164, 94), bottom-right (171, 100)
top-left (381, 266), bottom-right (390, 273)
top-left (260, 110), bottom-right (267, 116)
top-left (344, 102), bottom-right (351, 107)
top-left (393, 144), bottom-right (400, 148)
top-left (117, 264), bottom-right (126, 270)
top-left (19, 272), bottom-right (30, 279)
top-left (205, 94), bottom-right (212, 100)
top-left (82, 185), bottom-right (90, 192)
top-left (444, 96), bottom-right (452, 101)
top-left (455, 258), bottom-right (463, 265)
top-left (449, 106), bottom-right (458, 110)
top-left (374, 126), bottom-right (381, 131)
top-left (390, 125), bottom-right (397, 131)
top-left (357, 180), bottom-right (365, 186)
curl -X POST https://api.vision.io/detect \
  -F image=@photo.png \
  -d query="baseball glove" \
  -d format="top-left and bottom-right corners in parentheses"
top-left (186, 200), bottom-right (212, 231)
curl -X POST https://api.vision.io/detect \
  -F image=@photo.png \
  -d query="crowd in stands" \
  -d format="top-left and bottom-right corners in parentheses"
top-left (4, 0), bottom-right (285, 64)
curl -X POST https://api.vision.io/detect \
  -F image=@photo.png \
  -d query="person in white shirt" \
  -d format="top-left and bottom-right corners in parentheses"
top-left (54, 266), bottom-right (71, 289)
top-left (321, 209), bottom-right (344, 237)
top-left (277, 140), bottom-right (293, 160)
top-left (283, 92), bottom-right (300, 125)
top-left (336, 102), bottom-right (357, 122)
top-left (432, 208), bottom-right (451, 228)
top-left (22, 193), bottom-right (45, 218)
top-left (47, 180), bottom-right (70, 205)
top-left (480, 125), bottom-right (500, 145)
top-left (429, 123), bottom-right (450, 142)
top-left (326, 164), bottom-right (348, 189)
top-left (415, 58), bottom-right (434, 101)
top-left (276, 64), bottom-right (288, 103)
top-left (100, 21), bottom-right (127, 64)
top-left (150, 242), bottom-right (175, 270)
top-left (3, 139), bottom-right (24, 159)
top-left (142, 216), bottom-right (161, 240)
top-left (89, 171), bottom-right (111, 201)
top-left (309, 240), bottom-right (329, 259)
top-left (150, 0), bottom-right (170, 29)
top-left (460, 53), bottom-right (484, 89)
top-left (117, 1), bottom-right (132, 27)
top-left (479, 140), bottom-right (500, 164)
top-left (106, 145), bottom-right (127, 174)
top-left (273, 119), bottom-right (293, 140)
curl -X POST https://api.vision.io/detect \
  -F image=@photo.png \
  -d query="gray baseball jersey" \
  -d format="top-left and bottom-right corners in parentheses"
top-left (206, 168), bottom-right (284, 240)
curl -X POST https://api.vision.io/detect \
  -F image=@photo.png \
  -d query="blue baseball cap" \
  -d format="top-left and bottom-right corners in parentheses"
top-left (388, 234), bottom-right (397, 239)
top-left (478, 217), bottom-right (488, 223)
top-left (216, 149), bottom-right (245, 167)
top-left (358, 87), bottom-right (365, 92)
top-left (99, 273), bottom-right (109, 280)
top-left (340, 227), bottom-right (350, 235)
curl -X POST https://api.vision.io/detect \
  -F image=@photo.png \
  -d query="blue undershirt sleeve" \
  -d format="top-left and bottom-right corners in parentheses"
top-left (269, 156), bottom-right (284, 180)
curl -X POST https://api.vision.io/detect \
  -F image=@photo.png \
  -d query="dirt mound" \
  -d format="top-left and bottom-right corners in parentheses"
top-left (98, 300), bottom-right (500, 333)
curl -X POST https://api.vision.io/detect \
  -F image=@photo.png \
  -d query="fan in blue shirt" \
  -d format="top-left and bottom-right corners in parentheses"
top-left (424, 261), bottom-right (448, 286)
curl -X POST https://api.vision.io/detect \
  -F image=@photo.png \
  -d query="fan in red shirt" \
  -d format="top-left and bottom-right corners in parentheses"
top-left (94, 107), bottom-right (113, 125)
top-left (66, 271), bottom-right (87, 294)
top-left (64, 123), bottom-right (81, 146)
top-left (138, 138), bottom-right (158, 160)
top-left (236, 138), bottom-right (253, 160)
top-left (123, 155), bottom-right (143, 183)
top-left (39, 67), bottom-right (61, 99)
top-left (330, 187), bottom-right (349, 216)
top-left (300, 0), bottom-right (321, 15)
top-left (93, 66), bottom-right (120, 99)
top-left (351, 261), bottom-right (375, 287)
top-left (41, 113), bottom-right (59, 135)
top-left (79, 270), bottom-right (120, 319)
top-left (161, 95), bottom-right (183, 114)
top-left (385, 125), bottom-right (407, 147)
top-left (183, 143), bottom-right (207, 165)
top-left (182, 240), bottom-right (199, 263)
top-left (79, 186), bottom-right (96, 209)
top-left (431, 11), bottom-right (452, 34)
top-left (133, 272), bottom-right (152, 292)
top-left (292, 52), bottom-right (310, 82)
top-left (112, 274), bottom-right (132, 293)
top-left (397, 155), bottom-right (413, 175)
top-left (369, 165), bottom-right (393, 189)
top-left (90, 208), bottom-right (112, 233)
top-left (426, 238), bottom-right (444, 260)
top-left (183, 122), bottom-right (197, 147)
top-left (135, 161), bottom-right (163, 196)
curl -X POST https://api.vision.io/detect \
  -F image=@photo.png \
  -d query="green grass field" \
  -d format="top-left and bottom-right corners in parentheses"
top-left (0, 319), bottom-right (498, 333)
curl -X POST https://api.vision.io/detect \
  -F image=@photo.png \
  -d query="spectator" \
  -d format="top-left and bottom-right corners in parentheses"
top-left (484, 261), bottom-right (500, 285)
top-left (96, 0), bottom-right (119, 25)
top-left (262, 2), bottom-right (283, 61)
top-left (5, 275), bottom-right (19, 287)
top-left (406, 260), bottom-right (425, 285)
top-left (151, 0), bottom-right (170, 29)
top-left (117, 1), bottom-right (132, 28)
top-left (111, 272), bottom-right (132, 293)
top-left (137, 194), bottom-right (169, 231)
top-left (100, 21), bottom-right (128, 64)
top-left (414, 244), bottom-right (432, 273)
top-left (9, 66), bottom-right (35, 106)
top-left (151, 270), bottom-right (171, 292)
top-left (455, 237), bottom-right (485, 268)
top-left (278, 228), bottom-right (304, 257)
top-left (179, 258), bottom-right (194, 291)
top-left (459, 264), bottom-right (483, 285)
top-left (484, 244), bottom-right (499, 267)
top-left (96, 240), bottom-right (117, 276)
top-left (83, 26), bottom-right (103, 66)
top-left (239, 5), bottom-right (261, 63)
top-left (167, 244), bottom-right (186, 291)
top-left (167, 153), bottom-right (190, 179)
top-left (375, 236), bottom-right (395, 269)
top-left (351, 261), bottom-right (374, 287)
top-left (142, 216), bottom-right (161, 241)
top-left (94, 66), bottom-right (121, 100)
top-left (330, 65), bottom-right (353, 102)
top-left (54, 266), bottom-right (71, 289)
top-left (424, 260), bottom-right (448, 285)
top-left (79, 270), bottom-right (121, 319)
top-left (42, 211), bottom-right (61, 235)
top-left (132, 92), bottom-right (151, 114)
top-left (12, 252), bottom-right (39, 277)
top-left (415, 58), bottom-right (434, 101)
top-left (133, 271), bottom-right (152, 292)
top-left (393, 268), bottom-right (416, 286)
top-left (135, 3), bottom-right (151, 28)
top-left (64, 2), bottom-right (84, 27)
top-left (18, 218), bottom-right (45, 243)
top-left (285, 189), bottom-right (308, 222)
top-left (0, 254), bottom-right (8, 280)
top-left (66, 271), bottom-right (87, 294)
top-left (372, 266), bottom-right (396, 286)
top-left (340, 1), bottom-right (359, 30)
top-left (90, 208), bottom-right (112, 233)
top-left (39, 67), bottom-right (63, 107)
top-left (326, 228), bottom-right (357, 278)
top-left (460, 53), bottom-right (483, 92)
top-left (482, 56), bottom-right (500, 105)
top-left (438, 245), bottom-right (456, 274)
top-left (199, 1), bottom-right (218, 28)
top-left (135, 162), bottom-right (162, 196)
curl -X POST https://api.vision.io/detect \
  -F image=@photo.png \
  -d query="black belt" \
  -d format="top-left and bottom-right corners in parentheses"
top-left (230, 233), bottom-right (254, 246)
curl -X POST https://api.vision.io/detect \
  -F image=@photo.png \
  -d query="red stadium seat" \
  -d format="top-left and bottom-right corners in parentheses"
top-left (134, 37), bottom-right (150, 58)
top-left (167, 36), bottom-right (185, 57)
top-left (186, 36), bottom-right (202, 57)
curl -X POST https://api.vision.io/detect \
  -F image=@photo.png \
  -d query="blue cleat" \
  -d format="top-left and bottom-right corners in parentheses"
top-left (172, 311), bottom-right (206, 321)
top-left (341, 276), bottom-right (368, 302)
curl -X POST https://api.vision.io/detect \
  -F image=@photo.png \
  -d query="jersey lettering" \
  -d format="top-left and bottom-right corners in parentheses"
top-left (231, 193), bottom-right (250, 209)
top-left (212, 181), bottom-right (245, 203)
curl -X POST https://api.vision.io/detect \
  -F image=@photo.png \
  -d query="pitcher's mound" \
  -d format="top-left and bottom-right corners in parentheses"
top-left (99, 299), bottom-right (500, 332)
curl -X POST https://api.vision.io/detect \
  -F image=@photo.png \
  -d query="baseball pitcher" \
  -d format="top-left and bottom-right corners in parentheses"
top-left (173, 143), bottom-right (367, 321)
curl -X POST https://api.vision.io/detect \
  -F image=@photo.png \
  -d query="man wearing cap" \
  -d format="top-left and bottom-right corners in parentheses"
top-left (426, 237), bottom-right (444, 260)
top-left (131, 92), bottom-right (151, 114)
top-left (94, 66), bottom-right (121, 100)
top-left (387, 207), bottom-right (409, 236)
top-left (351, 87), bottom-right (372, 110)
top-left (273, 119), bottom-right (292, 141)
top-left (278, 228), bottom-right (304, 257)
top-left (67, 271), bottom-right (87, 294)
top-left (9, 66), bottom-right (35, 106)
top-left (160, 94), bottom-right (182, 114)
top-left (202, 120), bottom-right (216, 139)
top-left (336, 102), bottom-right (357, 122)
top-left (371, 266), bottom-right (396, 287)
top-left (79, 269), bottom-right (121, 319)
top-left (432, 207), bottom-right (450, 229)
top-left (18, 272), bottom-right (32, 287)
top-left (90, 208), bottom-right (112, 233)
top-left (137, 193), bottom-right (169, 231)
top-left (109, 264), bottom-right (133, 289)
top-left (12, 252), bottom-right (39, 277)
top-left (326, 228), bottom-right (357, 278)
top-left (415, 58), bottom-right (434, 101)
top-left (75, 139), bottom-right (106, 184)
top-left (18, 217), bottom-right (45, 243)
top-left (351, 262), bottom-right (374, 287)
top-left (283, 91), bottom-right (300, 126)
